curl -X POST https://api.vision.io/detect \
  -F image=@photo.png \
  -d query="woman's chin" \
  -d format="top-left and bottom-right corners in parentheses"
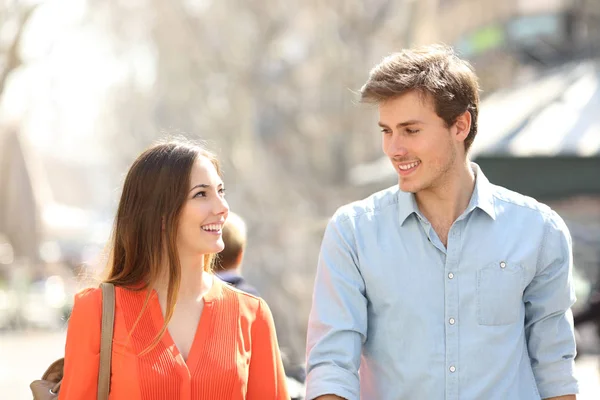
top-left (197, 241), bottom-right (224, 255)
top-left (212, 243), bottom-right (225, 254)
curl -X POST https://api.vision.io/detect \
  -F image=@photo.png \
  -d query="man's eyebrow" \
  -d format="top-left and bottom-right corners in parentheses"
top-left (378, 120), bottom-right (424, 128)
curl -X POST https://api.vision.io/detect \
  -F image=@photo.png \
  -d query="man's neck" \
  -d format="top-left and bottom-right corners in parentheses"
top-left (415, 160), bottom-right (476, 226)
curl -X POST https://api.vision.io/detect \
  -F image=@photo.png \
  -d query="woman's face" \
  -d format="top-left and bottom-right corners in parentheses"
top-left (176, 156), bottom-right (229, 258)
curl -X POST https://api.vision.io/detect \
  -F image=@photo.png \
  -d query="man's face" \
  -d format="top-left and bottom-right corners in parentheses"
top-left (379, 91), bottom-right (466, 194)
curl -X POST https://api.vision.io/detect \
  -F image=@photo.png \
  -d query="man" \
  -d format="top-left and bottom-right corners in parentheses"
top-left (216, 211), bottom-right (260, 296)
top-left (305, 45), bottom-right (578, 400)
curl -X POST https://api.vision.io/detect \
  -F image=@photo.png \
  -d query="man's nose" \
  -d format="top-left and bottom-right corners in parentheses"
top-left (387, 135), bottom-right (409, 157)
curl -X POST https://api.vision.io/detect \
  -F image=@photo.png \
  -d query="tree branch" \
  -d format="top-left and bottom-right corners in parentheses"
top-left (0, 4), bottom-right (38, 96)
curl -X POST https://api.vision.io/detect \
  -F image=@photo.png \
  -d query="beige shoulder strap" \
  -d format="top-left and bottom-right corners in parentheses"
top-left (98, 283), bottom-right (115, 400)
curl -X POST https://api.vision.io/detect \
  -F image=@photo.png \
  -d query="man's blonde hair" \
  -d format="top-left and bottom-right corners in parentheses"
top-left (216, 212), bottom-right (247, 271)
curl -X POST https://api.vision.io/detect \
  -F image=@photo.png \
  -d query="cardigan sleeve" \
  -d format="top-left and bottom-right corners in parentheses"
top-left (59, 287), bottom-right (103, 400)
top-left (246, 298), bottom-right (289, 400)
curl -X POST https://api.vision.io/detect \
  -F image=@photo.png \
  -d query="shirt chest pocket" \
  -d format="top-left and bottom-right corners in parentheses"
top-left (476, 261), bottom-right (524, 326)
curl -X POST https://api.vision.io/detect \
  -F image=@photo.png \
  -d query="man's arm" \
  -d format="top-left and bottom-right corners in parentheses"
top-left (545, 395), bottom-right (576, 400)
top-left (523, 211), bottom-right (579, 399)
top-left (305, 214), bottom-right (367, 400)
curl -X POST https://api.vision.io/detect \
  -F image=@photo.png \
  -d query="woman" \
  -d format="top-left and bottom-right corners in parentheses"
top-left (59, 140), bottom-right (289, 399)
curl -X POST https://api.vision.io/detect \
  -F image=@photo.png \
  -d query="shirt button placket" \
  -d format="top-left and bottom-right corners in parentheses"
top-left (445, 225), bottom-right (461, 400)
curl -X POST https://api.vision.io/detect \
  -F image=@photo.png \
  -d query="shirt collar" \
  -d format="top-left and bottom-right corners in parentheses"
top-left (397, 162), bottom-right (496, 225)
top-left (215, 269), bottom-right (241, 281)
top-left (398, 190), bottom-right (422, 226)
top-left (469, 162), bottom-right (496, 220)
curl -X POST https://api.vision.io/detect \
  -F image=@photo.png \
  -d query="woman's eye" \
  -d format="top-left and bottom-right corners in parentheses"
top-left (193, 191), bottom-right (206, 198)
top-left (219, 188), bottom-right (226, 196)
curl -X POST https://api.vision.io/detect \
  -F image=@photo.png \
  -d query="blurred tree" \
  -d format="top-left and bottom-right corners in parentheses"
top-left (0, 2), bottom-right (38, 98)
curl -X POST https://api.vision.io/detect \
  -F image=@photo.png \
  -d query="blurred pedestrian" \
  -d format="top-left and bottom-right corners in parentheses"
top-left (216, 212), bottom-right (309, 399)
top-left (59, 139), bottom-right (288, 399)
top-left (574, 265), bottom-right (600, 352)
top-left (215, 211), bottom-right (260, 296)
top-left (306, 45), bottom-right (578, 400)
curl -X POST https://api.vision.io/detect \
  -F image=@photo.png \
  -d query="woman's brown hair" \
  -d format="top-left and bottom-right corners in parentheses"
top-left (103, 138), bottom-right (222, 354)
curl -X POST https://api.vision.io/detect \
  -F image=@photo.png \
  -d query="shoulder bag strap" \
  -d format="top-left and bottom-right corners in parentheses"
top-left (98, 282), bottom-right (116, 400)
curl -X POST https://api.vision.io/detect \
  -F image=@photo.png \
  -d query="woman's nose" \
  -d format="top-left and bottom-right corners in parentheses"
top-left (215, 195), bottom-right (229, 215)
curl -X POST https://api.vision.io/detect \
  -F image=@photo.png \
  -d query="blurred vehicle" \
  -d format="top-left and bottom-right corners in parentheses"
top-left (0, 287), bottom-right (19, 330)
top-left (574, 262), bottom-right (600, 359)
top-left (573, 266), bottom-right (593, 314)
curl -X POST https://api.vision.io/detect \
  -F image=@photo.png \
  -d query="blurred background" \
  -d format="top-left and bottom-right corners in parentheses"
top-left (1, 0), bottom-right (599, 398)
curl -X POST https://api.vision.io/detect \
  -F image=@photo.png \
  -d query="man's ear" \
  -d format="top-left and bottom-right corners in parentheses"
top-left (453, 110), bottom-right (471, 143)
top-left (234, 251), bottom-right (244, 267)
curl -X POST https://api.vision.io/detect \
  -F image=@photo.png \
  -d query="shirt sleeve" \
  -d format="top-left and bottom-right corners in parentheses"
top-left (523, 211), bottom-right (579, 398)
top-left (247, 298), bottom-right (289, 400)
top-left (305, 213), bottom-right (367, 400)
top-left (58, 287), bottom-right (102, 400)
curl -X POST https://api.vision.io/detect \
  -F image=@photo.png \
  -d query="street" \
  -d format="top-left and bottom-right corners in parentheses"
top-left (1, 331), bottom-right (599, 399)
top-left (1, 331), bottom-right (67, 400)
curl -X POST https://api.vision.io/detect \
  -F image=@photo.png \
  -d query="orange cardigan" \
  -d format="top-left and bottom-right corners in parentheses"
top-left (59, 277), bottom-right (289, 399)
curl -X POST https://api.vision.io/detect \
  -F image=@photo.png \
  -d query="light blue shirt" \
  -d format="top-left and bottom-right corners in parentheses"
top-left (306, 164), bottom-right (578, 400)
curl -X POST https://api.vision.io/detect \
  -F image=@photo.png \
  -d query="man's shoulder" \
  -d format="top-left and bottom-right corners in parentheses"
top-left (218, 273), bottom-right (261, 297)
top-left (333, 185), bottom-right (399, 222)
top-left (488, 183), bottom-right (562, 224)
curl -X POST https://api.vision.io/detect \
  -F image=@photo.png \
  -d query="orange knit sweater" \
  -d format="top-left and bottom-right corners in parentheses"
top-left (59, 277), bottom-right (289, 399)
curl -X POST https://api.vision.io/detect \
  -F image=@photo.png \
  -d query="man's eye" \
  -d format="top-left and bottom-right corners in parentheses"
top-left (406, 129), bottom-right (420, 134)
top-left (380, 129), bottom-right (392, 135)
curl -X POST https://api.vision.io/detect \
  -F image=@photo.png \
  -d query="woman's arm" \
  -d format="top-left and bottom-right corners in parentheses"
top-left (246, 298), bottom-right (289, 400)
top-left (58, 288), bottom-right (102, 399)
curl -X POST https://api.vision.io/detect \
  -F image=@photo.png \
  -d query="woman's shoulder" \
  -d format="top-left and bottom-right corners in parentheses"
top-left (221, 283), bottom-right (273, 323)
top-left (67, 286), bottom-right (104, 334)
top-left (72, 283), bottom-right (128, 310)
top-left (218, 278), bottom-right (267, 316)
top-left (73, 286), bottom-right (103, 307)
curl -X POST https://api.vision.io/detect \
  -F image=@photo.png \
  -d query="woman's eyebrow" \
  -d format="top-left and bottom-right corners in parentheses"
top-left (189, 183), bottom-right (209, 192)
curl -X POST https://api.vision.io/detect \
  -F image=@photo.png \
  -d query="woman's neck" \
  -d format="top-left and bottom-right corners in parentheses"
top-left (155, 253), bottom-right (213, 302)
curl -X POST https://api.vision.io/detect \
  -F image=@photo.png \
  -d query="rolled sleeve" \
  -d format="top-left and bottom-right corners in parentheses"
top-left (305, 212), bottom-right (367, 400)
top-left (524, 211), bottom-right (579, 398)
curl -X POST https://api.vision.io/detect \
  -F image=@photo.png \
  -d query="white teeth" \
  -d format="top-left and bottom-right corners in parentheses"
top-left (202, 224), bottom-right (222, 232)
top-left (398, 161), bottom-right (420, 170)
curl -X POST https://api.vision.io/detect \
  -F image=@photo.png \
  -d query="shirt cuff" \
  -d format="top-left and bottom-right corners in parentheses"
top-left (535, 361), bottom-right (579, 398)
top-left (306, 364), bottom-right (360, 400)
